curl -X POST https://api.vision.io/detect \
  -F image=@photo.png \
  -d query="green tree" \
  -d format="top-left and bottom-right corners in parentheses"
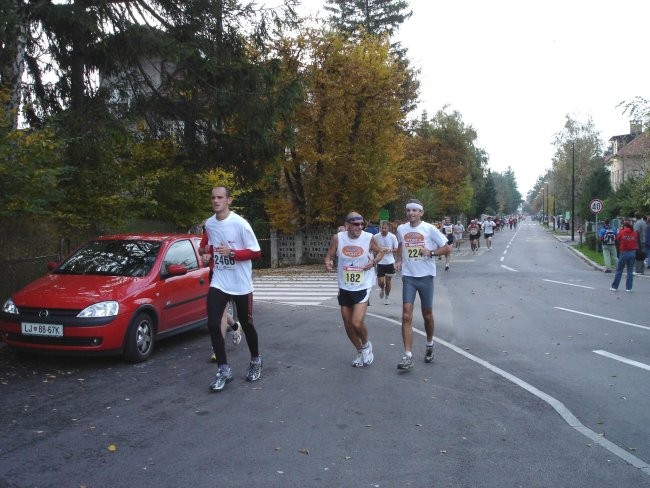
top-left (550, 115), bottom-right (605, 221)
top-left (324, 0), bottom-right (412, 38)
top-left (579, 165), bottom-right (612, 218)
top-left (0, 90), bottom-right (70, 218)
top-left (492, 167), bottom-right (522, 214)
top-left (405, 109), bottom-right (486, 218)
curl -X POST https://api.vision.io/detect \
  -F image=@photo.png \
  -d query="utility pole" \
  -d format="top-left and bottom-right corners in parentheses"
top-left (571, 142), bottom-right (575, 242)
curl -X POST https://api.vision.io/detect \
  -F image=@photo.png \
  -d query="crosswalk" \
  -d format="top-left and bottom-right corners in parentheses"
top-left (253, 245), bottom-right (496, 306)
top-left (253, 274), bottom-right (339, 306)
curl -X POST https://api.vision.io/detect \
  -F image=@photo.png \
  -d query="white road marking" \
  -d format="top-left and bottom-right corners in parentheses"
top-left (360, 310), bottom-right (650, 476)
top-left (543, 279), bottom-right (594, 289)
top-left (500, 265), bottom-right (518, 272)
top-left (593, 350), bottom-right (650, 371)
top-left (555, 307), bottom-right (650, 331)
top-left (254, 274), bottom-right (338, 306)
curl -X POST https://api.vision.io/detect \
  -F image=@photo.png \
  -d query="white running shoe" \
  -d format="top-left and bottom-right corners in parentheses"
top-left (379, 289), bottom-right (384, 299)
top-left (352, 352), bottom-right (364, 367)
top-left (362, 341), bottom-right (374, 365)
top-left (230, 321), bottom-right (242, 345)
top-left (384, 296), bottom-right (390, 305)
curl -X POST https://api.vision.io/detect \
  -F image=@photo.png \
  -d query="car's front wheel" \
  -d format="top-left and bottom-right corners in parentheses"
top-left (123, 312), bottom-right (155, 362)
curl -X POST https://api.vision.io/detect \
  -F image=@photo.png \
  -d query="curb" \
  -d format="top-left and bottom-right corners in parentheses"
top-left (550, 231), bottom-right (649, 279)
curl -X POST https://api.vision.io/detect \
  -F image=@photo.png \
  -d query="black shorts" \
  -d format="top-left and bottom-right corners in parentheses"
top-left (376, 263), bottom-right (396, 277)
top-left (469, 233), bottom-right (479, 241)
top-left (338, 288), bottom-right (371, 307)
top-left (446, 235), bottom-right (454, 244)
top-left (484, 233), bottom-right (493, 238)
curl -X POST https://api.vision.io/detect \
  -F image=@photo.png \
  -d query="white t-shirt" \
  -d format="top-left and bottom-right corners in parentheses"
top-left (336, 231), bottom-right (376, 291)
top-left (453, 224), bottom-right (465, 239)
top-left (373, 232), bottom-right (398, 265)
top-left (204, 211), bottom-right (260, 295)
top-left (396, 221), bottom-right (448, 277)
top-left (482, 220), bottom-right (495, 234)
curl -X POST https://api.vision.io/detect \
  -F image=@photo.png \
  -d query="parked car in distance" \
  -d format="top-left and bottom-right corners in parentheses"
top-left (0, 234), bottom-right (210, 362)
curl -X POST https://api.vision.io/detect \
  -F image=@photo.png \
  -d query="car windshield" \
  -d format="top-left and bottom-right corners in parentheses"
top-left (55, 240), bottom-right (162, 277)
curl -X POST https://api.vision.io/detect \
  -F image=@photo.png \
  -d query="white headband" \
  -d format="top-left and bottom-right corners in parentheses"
top-left (405, 202), bottom-right (423, 211)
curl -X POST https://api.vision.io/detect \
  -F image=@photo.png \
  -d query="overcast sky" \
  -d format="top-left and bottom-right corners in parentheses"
top-left (295, 0), bottom-right (650, 195)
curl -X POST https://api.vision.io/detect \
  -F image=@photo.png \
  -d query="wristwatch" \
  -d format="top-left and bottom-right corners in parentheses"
top-left (229, 250), bottom-right (235, 259)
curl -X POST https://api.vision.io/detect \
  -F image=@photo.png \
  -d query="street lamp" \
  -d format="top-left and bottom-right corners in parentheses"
top-left (541, 187), bottom-right (545, 225)
top-left (571, 142), bottom-right (575, 241)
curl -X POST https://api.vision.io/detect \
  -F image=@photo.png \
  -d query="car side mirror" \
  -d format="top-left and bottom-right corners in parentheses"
top-left (165, 264), bottom-right (188, 277)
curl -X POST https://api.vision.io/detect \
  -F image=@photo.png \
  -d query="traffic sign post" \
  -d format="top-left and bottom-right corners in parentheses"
top-left (589, 199), bottom-right (604, 251)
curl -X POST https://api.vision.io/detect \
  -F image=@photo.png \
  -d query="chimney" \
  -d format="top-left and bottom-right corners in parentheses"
top-left (630, 120), bottom-right (642, 135)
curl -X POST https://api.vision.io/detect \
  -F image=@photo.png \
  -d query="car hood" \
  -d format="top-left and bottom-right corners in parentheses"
top-left (12, 273), bottom-right (146, 309)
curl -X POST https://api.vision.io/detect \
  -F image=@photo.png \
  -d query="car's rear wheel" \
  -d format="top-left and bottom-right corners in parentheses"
top-left (123, 312), bottom-right (155, 362)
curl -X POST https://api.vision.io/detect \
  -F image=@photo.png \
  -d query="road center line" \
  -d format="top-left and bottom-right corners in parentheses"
top-left (555, 307), bottom-right (650, 331)
top-left (543, 279), bottom-right (594, 289)
top-left (500, 264), bottom-right (518, 272)
top-left (593, 350), bottom-right (650, 371)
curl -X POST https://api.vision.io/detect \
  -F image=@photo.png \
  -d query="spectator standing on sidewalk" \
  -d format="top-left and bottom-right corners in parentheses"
top-left (394, 199), bottom-right (451, 371)
top-left (597, 219), bottom-right (618, 273)
top-left (202, 186), bottom-right (263, 391)
top-left (325, 212), bottom-right (384, 367)
top-left (373, 221), bottom-right (398, 305)
top-left (610, 220), bottom-right (639, 292)
top-left (633, 212), bottom-right (647, 274)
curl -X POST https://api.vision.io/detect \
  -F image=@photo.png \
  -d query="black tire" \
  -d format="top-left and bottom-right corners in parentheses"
top-left (123, 312), bottom-right (155, 363)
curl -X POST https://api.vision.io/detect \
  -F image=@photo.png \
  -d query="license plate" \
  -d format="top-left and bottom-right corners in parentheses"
top-left (21, 322), bottom-right (63, 337)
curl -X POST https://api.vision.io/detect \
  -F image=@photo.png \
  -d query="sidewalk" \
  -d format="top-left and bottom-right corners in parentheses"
top-left (550, 229), bottom-right (649, 279)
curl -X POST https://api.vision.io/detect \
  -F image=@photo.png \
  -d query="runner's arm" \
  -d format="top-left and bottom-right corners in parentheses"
top-left (325, 234), bottom-right (339, 273)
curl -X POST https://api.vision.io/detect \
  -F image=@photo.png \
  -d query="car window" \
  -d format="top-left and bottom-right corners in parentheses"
top-left (56, 240), bottom-right (162, 277)
top-left (163, 240), bottom-right (199, 272)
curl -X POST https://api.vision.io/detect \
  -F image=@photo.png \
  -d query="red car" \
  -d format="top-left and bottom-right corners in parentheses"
top-left (0, 234), bottom-right (210, 362)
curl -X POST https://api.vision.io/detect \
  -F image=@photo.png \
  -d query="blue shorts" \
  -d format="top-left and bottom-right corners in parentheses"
top-left (338, 288), bottom-right (371, 307)
top-left (402, 275), bottom-right (434, 309)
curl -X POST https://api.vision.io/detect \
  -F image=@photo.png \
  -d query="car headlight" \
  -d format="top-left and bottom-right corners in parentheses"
top-left (2, 298), bottom-right (18, 315)
top-left (77, 301), bottom-right (119, 318)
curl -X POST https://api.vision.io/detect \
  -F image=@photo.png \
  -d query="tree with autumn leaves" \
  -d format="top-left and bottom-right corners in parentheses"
top-left (263, 30), bottom-right (412, 232)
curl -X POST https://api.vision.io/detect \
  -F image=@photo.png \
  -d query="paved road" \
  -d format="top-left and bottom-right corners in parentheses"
top-left (1, 221), bottom-right (649, 487)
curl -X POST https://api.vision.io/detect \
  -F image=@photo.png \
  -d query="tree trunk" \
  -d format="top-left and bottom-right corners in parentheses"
top-left (0, 0), bottom-right (27, 130)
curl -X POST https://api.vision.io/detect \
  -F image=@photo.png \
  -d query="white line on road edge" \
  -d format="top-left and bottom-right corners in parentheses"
top-left (593, 350), bottom-right (650, 371)
top-left (543, 279), bottom-right (594, 289)
top-left (555, 307), bottom-right (650, 331)
top-left (362, 311), bottom-right (650, 476)
top-left (500, 264), bottom-right (518, 272)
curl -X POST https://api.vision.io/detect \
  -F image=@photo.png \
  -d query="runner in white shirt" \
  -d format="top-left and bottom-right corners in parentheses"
top-left (202, 186), bottom-right (262, 392)
top-left (373, 222), bottom-right (399, 305)
top-left (481, 217), bottom-right (496, 250)
top-left (441, 218), bottom-right (454, 271)
top-left (394, 199), bottom-right (451, 370)
top-left (453, 221), bottom-right (465, 250)
top-left (325, 212), bottom-right (384, 367)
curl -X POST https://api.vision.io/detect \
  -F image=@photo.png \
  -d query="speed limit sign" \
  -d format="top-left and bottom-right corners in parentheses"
top-left (589, 199), bottom-right (604, 214)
